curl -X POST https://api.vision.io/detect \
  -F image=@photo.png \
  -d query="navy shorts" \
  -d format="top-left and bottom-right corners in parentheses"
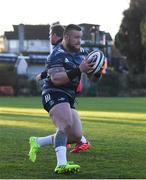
top-left (42, 91), bottom-right (75, 112)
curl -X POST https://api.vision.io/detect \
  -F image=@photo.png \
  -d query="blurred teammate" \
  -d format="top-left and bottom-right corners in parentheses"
top-left (36, 24), bottom-right (64, 81)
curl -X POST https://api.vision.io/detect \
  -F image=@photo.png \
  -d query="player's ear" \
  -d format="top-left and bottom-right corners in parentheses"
top-left (53, 33), bottom-right (57, 37)
top-left (64, 34), bottom-right (69, 41)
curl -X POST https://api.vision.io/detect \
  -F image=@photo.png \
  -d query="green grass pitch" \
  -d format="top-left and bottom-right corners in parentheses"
top-left (0, 96), bottom-right (146, 179)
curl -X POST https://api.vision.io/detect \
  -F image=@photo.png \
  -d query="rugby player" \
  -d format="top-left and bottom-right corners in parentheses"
top-left (35, 24), bottom-right (91, 153)
top-left (29, 24), bottom-right (92, 174)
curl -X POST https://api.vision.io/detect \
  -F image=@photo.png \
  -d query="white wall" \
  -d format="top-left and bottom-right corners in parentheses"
top-left (4, 39), bottom-right (50, 53)
top-left (27, 64), bottom-right (45, 80)
top-left (25, 40), bottom-right (49, 52)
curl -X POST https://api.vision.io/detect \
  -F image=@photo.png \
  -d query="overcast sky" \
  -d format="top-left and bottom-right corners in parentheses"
top-left (0, 0), bottom-right (130, 38)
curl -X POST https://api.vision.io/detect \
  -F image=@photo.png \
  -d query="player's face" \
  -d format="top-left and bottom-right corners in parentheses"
top-left (50, 32), bottom-right (58, 45)
top-left (66, 30), bottom-right (82, 52)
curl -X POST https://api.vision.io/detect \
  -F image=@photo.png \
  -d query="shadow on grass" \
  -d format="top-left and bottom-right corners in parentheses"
top-left (82, 117), bottom-right (146, 127)
top-left (1, 113), bottom-right (49, 123)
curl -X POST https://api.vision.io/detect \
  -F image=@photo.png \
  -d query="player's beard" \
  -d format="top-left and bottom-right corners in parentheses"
top-left (66, 43), bottom-right (80, 53)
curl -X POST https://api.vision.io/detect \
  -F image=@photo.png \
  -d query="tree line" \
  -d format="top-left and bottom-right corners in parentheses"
top-left (115, 0), bottom-right (146, 74)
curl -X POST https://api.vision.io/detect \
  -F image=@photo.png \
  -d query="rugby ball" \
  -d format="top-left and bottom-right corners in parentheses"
top-left (86, 50), bottom-right (105, 75)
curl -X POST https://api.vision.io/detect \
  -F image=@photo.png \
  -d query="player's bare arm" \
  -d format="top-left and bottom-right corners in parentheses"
top-left (48, 60), bottom-right (94, 86)
top-left (48, 67), bottom-right (70, 86)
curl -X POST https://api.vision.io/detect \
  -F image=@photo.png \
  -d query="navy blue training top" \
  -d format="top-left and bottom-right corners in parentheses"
top-left (42, 44), bottom-right (87, 98)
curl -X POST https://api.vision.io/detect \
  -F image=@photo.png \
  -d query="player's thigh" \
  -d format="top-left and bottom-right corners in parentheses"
top-left (50, 102), bottom-right (73, 132)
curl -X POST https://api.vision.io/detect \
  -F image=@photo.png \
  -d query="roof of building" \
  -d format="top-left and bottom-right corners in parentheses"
top-left (4, 24), bottom-right (50, 40)
top-left (79, 23), bottom-right (100, 27)
top-left (4, 23), bottom-right (112, 42)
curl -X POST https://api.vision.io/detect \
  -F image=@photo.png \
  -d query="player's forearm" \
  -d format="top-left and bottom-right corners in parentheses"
top-left (50, 65), bottom-right (90, 86)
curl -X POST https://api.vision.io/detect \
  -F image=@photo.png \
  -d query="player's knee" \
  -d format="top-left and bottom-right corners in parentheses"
top-left (59, 121), bottom-right (73, 134)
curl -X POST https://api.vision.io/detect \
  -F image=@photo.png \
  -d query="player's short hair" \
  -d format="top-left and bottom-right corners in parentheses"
top-left (64, 24), bottom-right (82, 36)
top-left (51, 25), bottom-right (64, 37)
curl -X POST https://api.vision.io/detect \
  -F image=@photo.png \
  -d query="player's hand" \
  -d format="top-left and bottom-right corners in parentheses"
top-left (36, 74), bottom-right (42, 81)
top-left (79, 58), bottom-right (95, 73)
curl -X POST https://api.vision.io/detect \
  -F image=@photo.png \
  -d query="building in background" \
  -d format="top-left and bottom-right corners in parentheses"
top-left (79, 23), bottom-right (113, 57)
top-left (2, 23), bottom-right (113, 56)
top-left (3, 24), bottom-right (50, 54)
top-left (0, 23), bottom-right (113, 77)
top-left (0, 36), bottom-right (4, 52)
